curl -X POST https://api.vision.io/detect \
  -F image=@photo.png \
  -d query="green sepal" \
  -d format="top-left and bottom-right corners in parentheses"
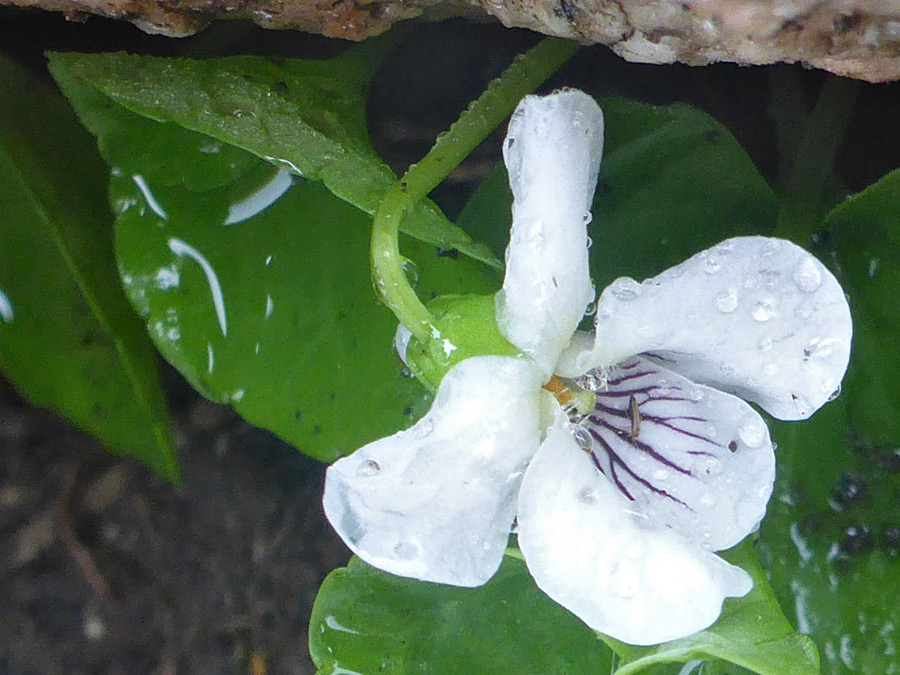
top-left (405, 294), bottom-right (520, 391)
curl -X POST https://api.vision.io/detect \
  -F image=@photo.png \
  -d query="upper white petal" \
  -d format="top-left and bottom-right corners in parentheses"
top-left (517, 406), bottom-right (752, 646)
top-left (575, 357), bottom-right (775, 552)
top-left (574, 236), bottom-right (852, 420)
top-left (323, 355), bottom-right (544, 587)
top-left (496, 89), bottom-right (603, 378)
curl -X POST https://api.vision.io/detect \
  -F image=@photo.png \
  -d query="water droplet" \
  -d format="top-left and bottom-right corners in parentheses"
top-left (793, 258), bottom-right (823, 292)
top-left (751, 298), bottom-right (776, 322)
top-left (803, 336), bottom-right (837, 360)
top-left (832, 474), bottom-right (867, 506)
top-left (794, 307), bottom-right (812, 320)
top-left (828, 384), bottom-right (842, 401)
top-left (415, 418), bottom-right (434, 438)
top-left (652, 469), bottom-right (669, 482)
top-left (738, 421), bottom-right (765, 448)
top-left (357, 459), bottom-right (380, 477)
top-left (763, 363), bottom-right (779, 377)
top-left (393, 541), bottom-right (418, 559)
top-left (608, 278), bottom-right (641, 302)
top-left (583, 212), bottom-right (593, 226)
top-left (612, 560), bottom-right (639, 598)
top-left (571, 426), bottom-right (592, 450)
top-left (401, 260), bottom-right (420, 289)
top-left (584, 301), bottom-right (596, 316)
top-left (579, 487), bottom-right (599, 503)
top-left (702, 257), bottom-right (721, 274)
top-left (715, 288), bottom-right (738, 313)
top-left (700, 493), bottom-right (717, 507)
top-left (758, 337), bottom-right (773, 352)
top-left (688, 388), bottom-right (704, 402)
top-left (867, 258), bottom-right (878, 278)
top-left (843, 524), bottom-right (872, 555)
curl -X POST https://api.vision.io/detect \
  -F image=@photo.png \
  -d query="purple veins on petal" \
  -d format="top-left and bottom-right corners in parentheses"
top-left (571, 355), bottom-right (776, 551)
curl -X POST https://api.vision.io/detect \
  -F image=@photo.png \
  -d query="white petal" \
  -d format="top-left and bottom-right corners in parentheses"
top-left (323, 356), bottom-right (543, 587)
top-left (517, 407), bottom-right (752, 646)
top-left (574, 357), bottom-right (775, 551)
top-left (496, 89), bottom-right (603, 377)
top-left (579, 237), bottom-right (852, 420)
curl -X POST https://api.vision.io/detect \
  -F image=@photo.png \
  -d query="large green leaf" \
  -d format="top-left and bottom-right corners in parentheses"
top-left (607, 542), bottom-right (819, 675)
top-left (309, 555), bottom-right (615, 674)
top-left (0, 56), bottom-right (177, 481)
top-left (755, 169), bottom-right (900, 675)
top-left (47, 48), bottom-right (500, 270)
top-left (110, 139), bottom-right (497, 462)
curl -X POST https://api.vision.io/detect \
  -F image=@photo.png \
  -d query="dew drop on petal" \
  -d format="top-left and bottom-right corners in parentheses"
top-left (652, 469), bottom-right (669, 482)
top-left (393, 541), bottom-right (419, 560)
top-left (763, 363), bottom-right (779, 377)
top-left (758, 337), bottom-right (773, 352)
top-left (738, 421), bottom-right (766, 448)
top-left (579, 487), bottom-right (599, 503)
top-left (415, 418), bottom-right (435, 438)
top-left (828, 384), bottom-right (842, 401)
top-left (715, 288), bottom-right (738, 313)
top-left (751, 298), bottom-right (776, 322)
top-left (793, 257), bottom-right (823, 292)
top-left (612, 560), bottom-right (639, 598)
top-left (357, 459), bottom-right (381, 477)
top-left (608, 278), bottom-right (642, 302)
top-left (699, 493), bottom-right (717, 507)
top-left (702, 256), bottom-right (721, 274)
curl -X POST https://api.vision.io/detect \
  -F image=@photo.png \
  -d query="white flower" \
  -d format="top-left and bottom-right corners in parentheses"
top-left (323, 90), bottom-right (852, 645)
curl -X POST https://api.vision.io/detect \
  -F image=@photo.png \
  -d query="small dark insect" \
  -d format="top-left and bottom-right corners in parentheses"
top-left (728, 440), bottom-right (738, 453)
top-left (628, 395), bottom-right (641, 441)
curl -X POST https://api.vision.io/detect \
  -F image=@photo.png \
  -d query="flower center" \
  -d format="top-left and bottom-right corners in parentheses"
top-left (543, 375), bottom-right (596, 417)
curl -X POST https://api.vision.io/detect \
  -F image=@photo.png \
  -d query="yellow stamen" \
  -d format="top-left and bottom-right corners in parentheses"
top-left (543, 375), bottom-right (573, 405)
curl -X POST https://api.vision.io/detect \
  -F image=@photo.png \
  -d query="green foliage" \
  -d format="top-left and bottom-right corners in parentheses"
top-left (309, 555), bottom-right (615, 674)
top-left (47, 48), bottom-right (500, 269)
top-left (755, 169), bottom-right (900, 675)
top-left (22, 39), bottom-right (899, 673)
top-left (0, 56), bottom-right (177, 480)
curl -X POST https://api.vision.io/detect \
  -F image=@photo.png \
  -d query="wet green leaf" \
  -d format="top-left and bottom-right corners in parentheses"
top-left (0, 56), bottom-right (177, 481)
top-left (756, 170), bottom-right (900, 675)
top-left (47, 48), bottom-right (501, 269)
top-left (606, 541), bottom-right (819, 675)
top-left (309, 555), bottom-right (614, 674)
top-left (111, 141), bottom-right (496, 462)
top-left (591, 98), bottom-right (779, 288)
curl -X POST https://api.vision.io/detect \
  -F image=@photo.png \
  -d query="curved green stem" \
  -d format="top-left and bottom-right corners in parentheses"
top-left (371, 37), bottom-right (579, 344)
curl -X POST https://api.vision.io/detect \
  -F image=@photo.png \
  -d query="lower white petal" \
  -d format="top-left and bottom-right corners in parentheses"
top-left (323, 355), bottom-right (543, 587)
top-left (496, 90), bottom-right (603, 377)
top-left (581, 237), bottom-right (852, 420)
top-left (574, 357), bottom-right (775, 551)
top-left (517, 408), bottom-right (752, 646)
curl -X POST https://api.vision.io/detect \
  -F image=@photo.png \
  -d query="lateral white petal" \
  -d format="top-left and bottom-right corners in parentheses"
top-left (496, 89), bottom-right (603, 377)
top-left (575, 357), bottom-right (775, 552)
top-left (583, 237), bottom-right (852, 420)
top-left (517, 407), bottom-right (753, 646)
top-left (323, 356), bottom-right (543, 587)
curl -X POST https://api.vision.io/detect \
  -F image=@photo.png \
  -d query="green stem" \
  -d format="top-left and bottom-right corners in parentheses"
top-left (775, 76), bottom-right (859, 239)
top-left (371, 37), bottom-right (579, 344)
